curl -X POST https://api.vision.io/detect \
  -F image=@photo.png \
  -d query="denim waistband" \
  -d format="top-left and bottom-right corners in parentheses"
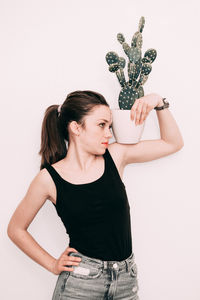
top-left (68, 251), bottom-right (135, 271)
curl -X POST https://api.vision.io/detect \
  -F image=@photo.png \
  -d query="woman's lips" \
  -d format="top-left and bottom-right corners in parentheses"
top-left (102, 142), bottom-right (108, 146)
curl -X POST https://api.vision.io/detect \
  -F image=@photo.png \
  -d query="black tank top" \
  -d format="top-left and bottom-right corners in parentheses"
top-left (45, 148), bottom-right (132, 261)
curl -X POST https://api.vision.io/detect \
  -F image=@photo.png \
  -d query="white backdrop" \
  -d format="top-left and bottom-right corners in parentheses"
top-left (1, 0), bottom-right (200, 299)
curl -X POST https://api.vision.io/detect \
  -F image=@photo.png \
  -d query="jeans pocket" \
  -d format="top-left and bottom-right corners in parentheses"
top-left (60, 272), bottom-right (70, 292)
top-left (70, 261), bottom-right (103, 280)
top-left (52, 271), bottom-right (70, 300)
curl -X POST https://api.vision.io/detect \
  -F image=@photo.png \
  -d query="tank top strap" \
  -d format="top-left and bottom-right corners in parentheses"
top-left (44, 163), bottom-right (63, 188)
top-left (105, 148), bottom-right (123, 185)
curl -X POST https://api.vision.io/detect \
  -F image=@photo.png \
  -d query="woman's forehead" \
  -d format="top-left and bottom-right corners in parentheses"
top-left (90, 105), bottom-right (112, 121)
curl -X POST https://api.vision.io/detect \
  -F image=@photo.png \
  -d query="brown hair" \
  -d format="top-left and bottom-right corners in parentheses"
top-left (38, 90), bottom-right (109, 170)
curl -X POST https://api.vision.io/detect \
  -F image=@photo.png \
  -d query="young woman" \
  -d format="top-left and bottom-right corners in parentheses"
top-left (7, 90), bottom-right (184, 299)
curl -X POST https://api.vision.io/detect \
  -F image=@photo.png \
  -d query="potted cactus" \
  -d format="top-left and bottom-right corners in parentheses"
top-left (105, 16), bottom-right (157, 143)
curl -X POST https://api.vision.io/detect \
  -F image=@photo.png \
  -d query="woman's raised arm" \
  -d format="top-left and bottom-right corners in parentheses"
top-left (111, 94), bottom-right (184, 165)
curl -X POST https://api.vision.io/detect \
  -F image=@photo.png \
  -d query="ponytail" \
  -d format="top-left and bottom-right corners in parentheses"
top-left (38, 105), bottom-right (67, 170)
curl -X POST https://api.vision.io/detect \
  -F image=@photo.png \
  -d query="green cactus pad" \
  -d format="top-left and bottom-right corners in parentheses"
top-left (136, 74), bottom-right (149, 88)
top-left (141, 63), bottom-right (152, 75)
top-left (128, 63), bottom-right (137, 85)
top-left (138, 16), bottom-right (145, 33)
top-left (116, 70), bottom-right (125, 87)
top-left (131, 31), bottom-right (140, 47)
top-left (136, 33), bottom-right (143, 49)
top-left (109, 63), bottom-right (120, 72)
top-left (134, 59), bottom-right (142, 80)
top-left (142, 57), bottom-right (151, 63)
top-left (117, 33), bottom-right (125, 44)
top-left (105, 51), bottom-right (119, 65)
top-left (144, 48), bottom-right (157, 63)
top-left (128, 62), bottom-right (136, 78)
top-left (119, 69), bottom-right (126, 86)
top-left (119, 57), bottom-right (126, 69)
top-left (137, 86), bottom-right (144, 98)
top-left (119, 86), bottom-right (139, 109)
top-left (122, 42), bottom-right (131, 57)
top-left (129, 47), bottom-right (141, 63)
top-left (141, 74), bottom-right (148, 85)
top-left (128, 62), bottom-right (130, 75)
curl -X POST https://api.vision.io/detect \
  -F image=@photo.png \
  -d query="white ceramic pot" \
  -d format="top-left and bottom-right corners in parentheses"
top-left (111, 109), bottom-right (145, 144)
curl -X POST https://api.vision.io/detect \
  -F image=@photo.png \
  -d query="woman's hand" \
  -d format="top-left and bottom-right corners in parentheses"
top-left (130, 93), bottom-right (163, 125)
top-left (51, 246), bottom-right (82, 275)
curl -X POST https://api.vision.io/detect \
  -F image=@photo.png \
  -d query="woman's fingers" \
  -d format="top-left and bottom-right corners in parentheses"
top-left (131, 99), bottom-right (151, 125)
top-left (132, 99), bottom-right (143, 125)
top-left (136, 102), bottom-right (144, 125)
top-left (59, 258), bottom-right (81, 273)
top-left (52, 247), bottom-right (80, 275)
top-left (51, 246), bottom-right (82, 274)
top-left (68, 261), bottom-right (80, 266)
top-left (61, 256), bottom-right (81, 265)
top-left (130, 99), bottom-right (139, 122)
top-left (138, 103), bottom-right (148, 124)
top-left (64, 247), bottom-right (78, 255)
top-left (130, 99), bottom-right (139, 121)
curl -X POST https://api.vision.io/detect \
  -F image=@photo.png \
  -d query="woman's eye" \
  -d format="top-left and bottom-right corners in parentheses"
top-left (99, 123), bottom-right (112, 129)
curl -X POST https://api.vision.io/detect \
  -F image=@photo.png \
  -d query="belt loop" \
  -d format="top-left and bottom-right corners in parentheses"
top-left (125, 260), bottom-right (129, 272)
top-left (103, 261), bottom-right (107, 270)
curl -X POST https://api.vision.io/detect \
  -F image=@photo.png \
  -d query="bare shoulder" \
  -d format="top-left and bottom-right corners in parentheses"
top-left (39, 167), bottom-right (57, 204)
top-left (24, 167), bottom-right (56, 204)
top-left (107, 142), bottom-right (126, 169)
top-left (26, 168), bottom-right (53, 201)
top-left (37, 168), bottom-right (53, 190)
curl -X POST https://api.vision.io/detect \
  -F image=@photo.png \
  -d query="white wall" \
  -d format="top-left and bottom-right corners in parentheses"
top-left (1, 0), bottom-right (199, 299)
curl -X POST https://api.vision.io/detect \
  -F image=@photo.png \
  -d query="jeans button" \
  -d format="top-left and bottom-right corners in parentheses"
top-left (113, 263), bottom-right (118, 269)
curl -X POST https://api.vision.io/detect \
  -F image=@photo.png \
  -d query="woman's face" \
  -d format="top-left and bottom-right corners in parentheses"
top-left (78, 105), bottom-right (113, 154)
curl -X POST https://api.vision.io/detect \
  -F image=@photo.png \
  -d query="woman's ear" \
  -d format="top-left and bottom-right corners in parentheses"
top-left (68, 121), bottom-right (81, 136)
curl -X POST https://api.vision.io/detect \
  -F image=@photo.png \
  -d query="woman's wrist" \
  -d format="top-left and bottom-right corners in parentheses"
top-left (156, 96), bottom-right (164, 107)
top-left (50, 257), bottom-right (57, 274)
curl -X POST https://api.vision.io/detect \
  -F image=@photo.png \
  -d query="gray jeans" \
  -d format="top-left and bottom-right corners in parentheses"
top-left (52, 251), bottom-right (139, 300)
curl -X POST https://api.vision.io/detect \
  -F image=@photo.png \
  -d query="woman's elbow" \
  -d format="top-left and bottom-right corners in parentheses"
top-left (7, 222), bottom-right (15, 240)
top-left (175, 141), bottom-right (184, 151)
top-left (7, 221), bottom-right (21, 241)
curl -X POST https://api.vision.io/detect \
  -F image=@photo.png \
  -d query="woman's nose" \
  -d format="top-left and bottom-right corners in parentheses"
top-left (106, 128), bottom-right (113, 138)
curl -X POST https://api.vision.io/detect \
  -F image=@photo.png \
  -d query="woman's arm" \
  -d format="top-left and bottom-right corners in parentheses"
top-left (154, 97), bottom-right (184, 146)
top-left (110, 93), bottom-right (184, 165)
top-left (7, 170), bottom-right (56, 274)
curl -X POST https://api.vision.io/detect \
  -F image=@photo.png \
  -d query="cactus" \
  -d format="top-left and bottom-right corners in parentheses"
top-left (105, 16), bottom-right (157, 110)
